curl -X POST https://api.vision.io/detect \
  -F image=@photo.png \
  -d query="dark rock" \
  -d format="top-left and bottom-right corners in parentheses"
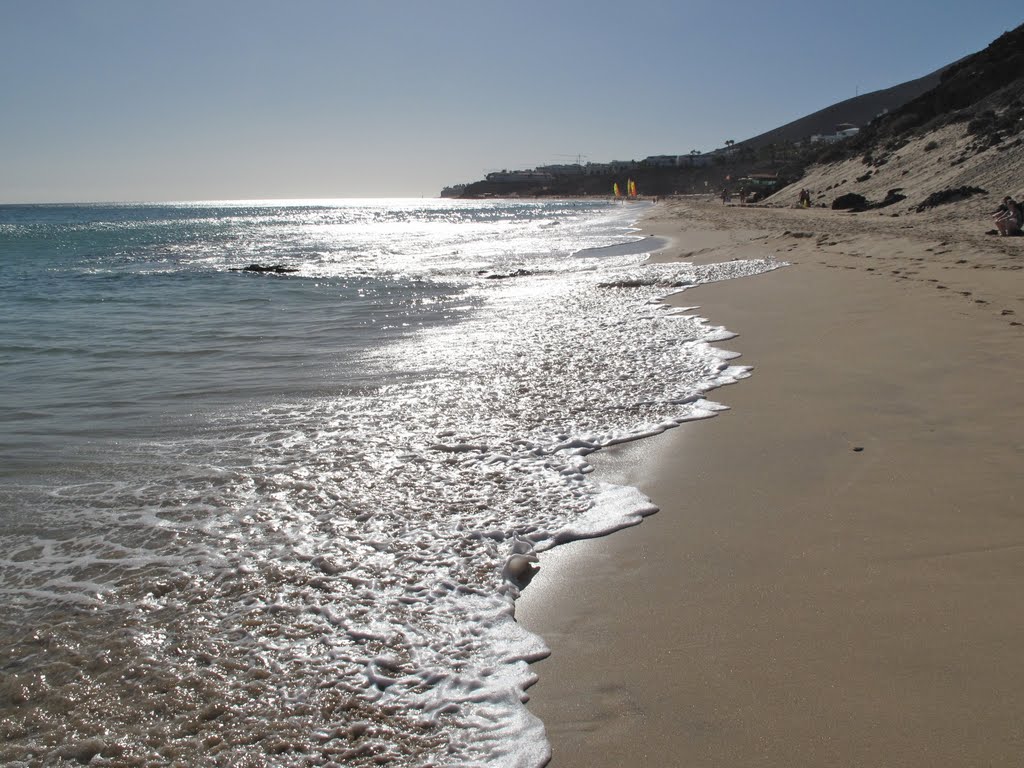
top-left (914, 186), bottom-right (988, 212)
top-left (232, 264), bottom-right (299, 274)
top-left (832, 193), bottom-right (869, 211)
top-left (481, 269), bottom-right (533, 280)
top-left (872, 189), bottom-right (907, 208)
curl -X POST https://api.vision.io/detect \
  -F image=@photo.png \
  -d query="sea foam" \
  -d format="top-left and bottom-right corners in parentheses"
top-left (0, 200), bottom-right (778, 766)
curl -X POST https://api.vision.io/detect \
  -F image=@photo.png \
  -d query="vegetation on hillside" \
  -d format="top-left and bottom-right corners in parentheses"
top-left (818, 23), bottom-right (1024, 167)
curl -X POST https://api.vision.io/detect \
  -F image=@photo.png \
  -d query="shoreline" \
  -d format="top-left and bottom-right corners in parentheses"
top-left (515, 200), bottom-right (1023, 766)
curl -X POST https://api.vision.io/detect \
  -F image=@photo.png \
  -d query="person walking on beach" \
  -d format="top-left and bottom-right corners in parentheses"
top-left (992, 195), bottom-right (1022, 236)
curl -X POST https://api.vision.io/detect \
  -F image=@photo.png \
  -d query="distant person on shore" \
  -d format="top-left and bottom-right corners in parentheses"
top-left (992, 195), bottom-right (1022, 236)
top-left (798, 188), bottom-right (811, 208)
top-left (720, 188), bottom-right (731, 204)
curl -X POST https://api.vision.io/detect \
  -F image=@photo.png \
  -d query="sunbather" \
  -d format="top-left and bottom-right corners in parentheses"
top-left (992, 196), bottom-right (1022, 236)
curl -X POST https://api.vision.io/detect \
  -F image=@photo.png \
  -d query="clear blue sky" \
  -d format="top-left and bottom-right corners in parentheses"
top-left (2, 0), bottom-right (1021, 202)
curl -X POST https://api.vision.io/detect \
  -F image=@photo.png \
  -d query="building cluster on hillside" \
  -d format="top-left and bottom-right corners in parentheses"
top-left (479, 151), bottom-right (720, 185)
top-left (441, 121), bottom-right (862, 196)
top-left (809, 123), bottom-right (860, 144)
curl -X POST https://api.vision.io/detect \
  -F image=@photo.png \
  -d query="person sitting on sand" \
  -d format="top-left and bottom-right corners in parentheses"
top-left (992, 196), bottom-right (1022, 236)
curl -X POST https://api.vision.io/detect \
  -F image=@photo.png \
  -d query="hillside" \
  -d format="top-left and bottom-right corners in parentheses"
top-left (453, 61), bottom-right (953, 199)
top-left (763, 22), bottom-right (1024, 219)
top-left (448, 24), bottom-right (1024, 204)
top-left (735, 64), bottom-right (950, 150)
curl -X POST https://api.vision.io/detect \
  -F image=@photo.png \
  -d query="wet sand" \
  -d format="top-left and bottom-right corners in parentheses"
top-left (516, 200), bottom-right (1024, 766)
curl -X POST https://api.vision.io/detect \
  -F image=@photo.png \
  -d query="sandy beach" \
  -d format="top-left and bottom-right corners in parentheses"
top-left (516, 198), bottom-right (1024, 766)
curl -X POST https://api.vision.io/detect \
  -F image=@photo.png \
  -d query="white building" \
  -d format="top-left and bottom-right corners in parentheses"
top-left (484, 170), bottom-right (555, 184)
top-left (810, 123), bottom-right (860, 143)
top-left (536, 164), bottom-right (584, 176)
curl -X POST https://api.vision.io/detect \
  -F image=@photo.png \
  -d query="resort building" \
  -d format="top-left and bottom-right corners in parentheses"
top-left (484, 170), bottom-right (555, 184)
top-left (810, 123), bottom-right (860, 143)
top-left (677, 153), bottom-right (715, 167)
top-left (536, 164), bottom-right (584, 176)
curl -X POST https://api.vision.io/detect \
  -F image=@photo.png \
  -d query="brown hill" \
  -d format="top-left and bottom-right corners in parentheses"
top-left (764, 22), bottom-right (1024, 218)
top-left (735, 65), bottom-right (951, 150)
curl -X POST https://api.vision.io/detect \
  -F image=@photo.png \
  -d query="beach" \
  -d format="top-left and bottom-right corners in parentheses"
top-left (517, 198), bottom-right (1024, 766)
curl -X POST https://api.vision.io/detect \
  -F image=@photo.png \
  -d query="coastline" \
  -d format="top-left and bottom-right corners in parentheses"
top-left (516, 199), bottom-right (1024, 765)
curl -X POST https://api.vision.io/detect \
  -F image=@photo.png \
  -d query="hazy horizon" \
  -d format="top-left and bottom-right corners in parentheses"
top-left (3, 1), bottom-right (1021, 204)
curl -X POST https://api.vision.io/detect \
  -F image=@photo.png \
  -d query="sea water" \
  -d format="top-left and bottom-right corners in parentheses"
top-left (0, 199), bottom-right (777, 766)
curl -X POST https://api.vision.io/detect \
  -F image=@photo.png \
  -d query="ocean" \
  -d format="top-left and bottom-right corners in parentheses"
top-left (0, 199), bottom-right (776, 766)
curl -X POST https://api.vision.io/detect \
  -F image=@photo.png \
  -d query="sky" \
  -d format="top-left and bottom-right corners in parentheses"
top-left (2, 0), bottom-right (1021, 202)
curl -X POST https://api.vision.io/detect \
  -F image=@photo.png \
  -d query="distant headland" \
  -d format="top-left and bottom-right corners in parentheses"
top-left (441, 53), bottom-right (956, 200)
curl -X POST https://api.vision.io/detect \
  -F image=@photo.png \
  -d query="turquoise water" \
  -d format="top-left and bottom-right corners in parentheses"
top-left (0, 199), bottom-right (776, 766)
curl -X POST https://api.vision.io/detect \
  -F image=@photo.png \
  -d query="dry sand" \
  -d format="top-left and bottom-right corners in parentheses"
top-left (515, 198), bottom-right (1023, 766)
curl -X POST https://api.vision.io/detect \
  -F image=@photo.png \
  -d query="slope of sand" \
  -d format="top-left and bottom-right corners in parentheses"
top-left (515, 198), bottom-right (1023, 766)
top-left (768, 123), bottom-right (1024, 221)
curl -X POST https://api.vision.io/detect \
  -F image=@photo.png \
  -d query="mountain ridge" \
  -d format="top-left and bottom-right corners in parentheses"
top-left (734, 63), bottom-right (955, 150)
